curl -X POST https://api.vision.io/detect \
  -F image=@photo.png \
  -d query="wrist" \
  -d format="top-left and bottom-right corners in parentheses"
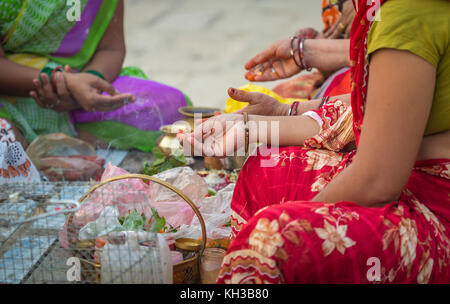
top-left (278, 103), bottom-right (290, 116)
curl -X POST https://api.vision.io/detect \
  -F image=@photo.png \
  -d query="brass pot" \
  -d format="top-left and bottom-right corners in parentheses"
top-left (178, 106), bottom-right (220, 131)
top-left (156, 123), bottom-right (191, 155)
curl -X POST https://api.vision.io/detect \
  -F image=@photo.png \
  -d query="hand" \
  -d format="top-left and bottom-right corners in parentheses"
top-left (64, 72), bottom-right (135, 112)
top-left (245, 28), bottom-right (318, 82)
top-left (323, 0), bottom-right (355, 39)
top-left (178, 114), bottom-right (245, 157)
top-left (30, 65), bottom-right (79, 112)
top-left (228, 87), bottom-right (289, 116)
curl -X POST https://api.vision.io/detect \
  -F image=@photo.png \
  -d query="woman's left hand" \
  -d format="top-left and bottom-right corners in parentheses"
top-left (323, 0), bottom-right (355, 39)
top-left (30, 65), bottom-right (79, 112)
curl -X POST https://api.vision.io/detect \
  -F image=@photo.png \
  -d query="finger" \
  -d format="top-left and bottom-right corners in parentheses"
top-left (245, 44), bottom-right (277, 70)
top-left (64, 65), bottom-right (74, 73)
top-left (29, 91), bottom-right (45, 108)
top-left (40, 74), bottom-right (58, 103)
top-left (228, 88), bottom-right (264, 104)
top-left (92, 93), bottom-right (136, 111)
top-left (92, 78), bottom-right (118, 96)
top-left (33, 79), bottom-right (42, 90)
top-left (54, 72), bottom-right (71, 100)
top-left (324, 26), bottom-right (336, 38)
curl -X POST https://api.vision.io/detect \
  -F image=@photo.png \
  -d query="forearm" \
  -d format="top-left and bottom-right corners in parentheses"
top-left (248, 114), bottom-right (320, 146)
top-left (0, 57), bottom-right (40, 96)
top-left (81, 0), bottom-right (125, 83)
top-left (82, 48), bottom-right (125, 83)
top-left (311, 162), bottom-right (396, 207)
top-left (304, 39), bottom-right (350, 73)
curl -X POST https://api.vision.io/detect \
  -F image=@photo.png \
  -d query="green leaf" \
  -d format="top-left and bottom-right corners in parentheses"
top-left (121, 209), bottom-right (146, 231)
top-left (152, 146), bottom-right (166, 160)
top-left (148, 207), bottom-right (166, 232)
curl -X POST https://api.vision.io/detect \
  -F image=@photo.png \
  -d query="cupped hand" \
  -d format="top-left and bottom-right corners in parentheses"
top-left (64, 72), bottom-right (135, 112)
top-left (30, 65), bottom-right (79, 112)
top-left (244, 38), bottom-right (301, 82)
top-left (178, 113), bottom-right (245, 158)
top-left (323, 0), bottom-right (355, 39)
top-left (245, 28), bottom-right (318, 82)
top-left (228, 87), bottom-right (289, 116)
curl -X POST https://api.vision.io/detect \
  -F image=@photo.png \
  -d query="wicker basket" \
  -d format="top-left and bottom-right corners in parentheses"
top-left (67, 174), bottom-right (207, 284)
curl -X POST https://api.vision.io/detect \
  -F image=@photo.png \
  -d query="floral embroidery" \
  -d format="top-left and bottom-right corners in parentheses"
top-left (315, 220), bottom-right (356, 256)
top-left (248, 218), bottom-right (284, 257)
top-left (305, 150), bottom-right (342, 171)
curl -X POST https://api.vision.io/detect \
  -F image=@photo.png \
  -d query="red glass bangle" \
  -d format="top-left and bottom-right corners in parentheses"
top-left (289, 101), bottom-right (300, 116)
top-left (50, 66), bottom-right (64, 92)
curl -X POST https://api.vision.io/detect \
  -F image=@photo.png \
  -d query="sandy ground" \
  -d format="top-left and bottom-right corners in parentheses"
top-left (123, 0), bottom-right (323, 109)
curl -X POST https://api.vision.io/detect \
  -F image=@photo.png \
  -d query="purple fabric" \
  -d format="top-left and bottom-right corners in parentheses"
top-left (52, 0), bottom-right (103, 57)
top-left (71, 76), bottom-right (187, 131)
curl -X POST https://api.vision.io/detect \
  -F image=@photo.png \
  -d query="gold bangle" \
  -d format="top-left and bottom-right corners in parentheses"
top-left (243, 112), bottom-right (249, 155)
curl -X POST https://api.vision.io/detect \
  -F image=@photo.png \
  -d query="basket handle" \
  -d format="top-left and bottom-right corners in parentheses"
top-left (77, 173), bottom-right (207, 257)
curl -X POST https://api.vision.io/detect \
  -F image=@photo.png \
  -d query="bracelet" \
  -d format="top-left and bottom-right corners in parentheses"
top-left (84, 70), bottom-right (105, 80)
top-left (290, 36), bottom-right (302, 69)
top-left (243, 112), bottom-right (249, 155)
top-left (39, 66), bottom-right (63, 91)
top-left (298, 38), bottom-right (312, 72)
top-left (319, 96), bottom-right (330, 108)
top-left (50, 66), bottom-right (64, 92)
top-left (288, 101), bottom-right (300, 116)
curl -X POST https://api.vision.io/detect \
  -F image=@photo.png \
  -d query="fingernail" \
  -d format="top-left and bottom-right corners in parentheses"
top-left (229, 88), bottom-right (236, 94)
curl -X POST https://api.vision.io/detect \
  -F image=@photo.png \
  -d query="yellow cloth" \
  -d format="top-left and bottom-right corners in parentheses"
top-left (367, 0), bottom-right (450, 135)
top-left (224, 83), bottom-right (306, 113)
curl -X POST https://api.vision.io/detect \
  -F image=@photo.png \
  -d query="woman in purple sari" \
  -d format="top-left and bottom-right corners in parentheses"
top-left (0, 0), bottom-right (191, 151)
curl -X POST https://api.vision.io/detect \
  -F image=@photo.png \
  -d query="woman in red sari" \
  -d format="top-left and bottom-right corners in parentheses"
top-left (180, 0), bottom-right (450, 283)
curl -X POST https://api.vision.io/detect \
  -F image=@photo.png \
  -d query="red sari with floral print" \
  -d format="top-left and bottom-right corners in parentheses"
top-left (217, 0), bottom-right (450, 284)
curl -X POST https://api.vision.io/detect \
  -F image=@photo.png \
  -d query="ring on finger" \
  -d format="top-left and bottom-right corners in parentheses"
top-left (339, 23), bottom-right (346, 31)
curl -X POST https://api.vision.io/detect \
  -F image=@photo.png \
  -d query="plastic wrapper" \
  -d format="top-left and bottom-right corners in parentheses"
top-left (78, 206), bottom-right (123, 241)
top-left (166, 184), bottom-right (234, 241)
top-left (26, 133), bottom-right (104, 181)
top-left (101, 231), bottom-right (173, 284)
top-left (59, 164), bottom-right (196, 248)
top-left (150, 167), bottom-right (208, 205)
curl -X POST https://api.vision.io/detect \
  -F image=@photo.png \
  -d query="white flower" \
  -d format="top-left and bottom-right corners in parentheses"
top-left (249, 218), bottom-right (284, 257)
top-left (315, 220), bottom-right (356, 256)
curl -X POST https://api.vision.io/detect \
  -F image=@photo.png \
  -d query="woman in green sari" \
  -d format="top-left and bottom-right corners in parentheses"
top-left (0, 0), bottom-right (191, 151)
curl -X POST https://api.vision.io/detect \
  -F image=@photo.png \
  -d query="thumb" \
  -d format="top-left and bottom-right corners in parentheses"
top-left (228, 88), bottom-right (257, 104)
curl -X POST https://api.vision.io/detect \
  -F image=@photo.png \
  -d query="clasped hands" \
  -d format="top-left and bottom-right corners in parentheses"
top-left (29, 65), bottom-right (135, 112)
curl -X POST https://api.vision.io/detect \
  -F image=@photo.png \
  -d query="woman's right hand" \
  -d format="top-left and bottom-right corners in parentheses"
top-left (64, 72), bottom-right (135, 112)
top-left (178, 113), bottom-right (246, 157)
top-left (245, 28), bottom-right (318, 82)
top-left (228, 87), bottom-right (289, 116)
